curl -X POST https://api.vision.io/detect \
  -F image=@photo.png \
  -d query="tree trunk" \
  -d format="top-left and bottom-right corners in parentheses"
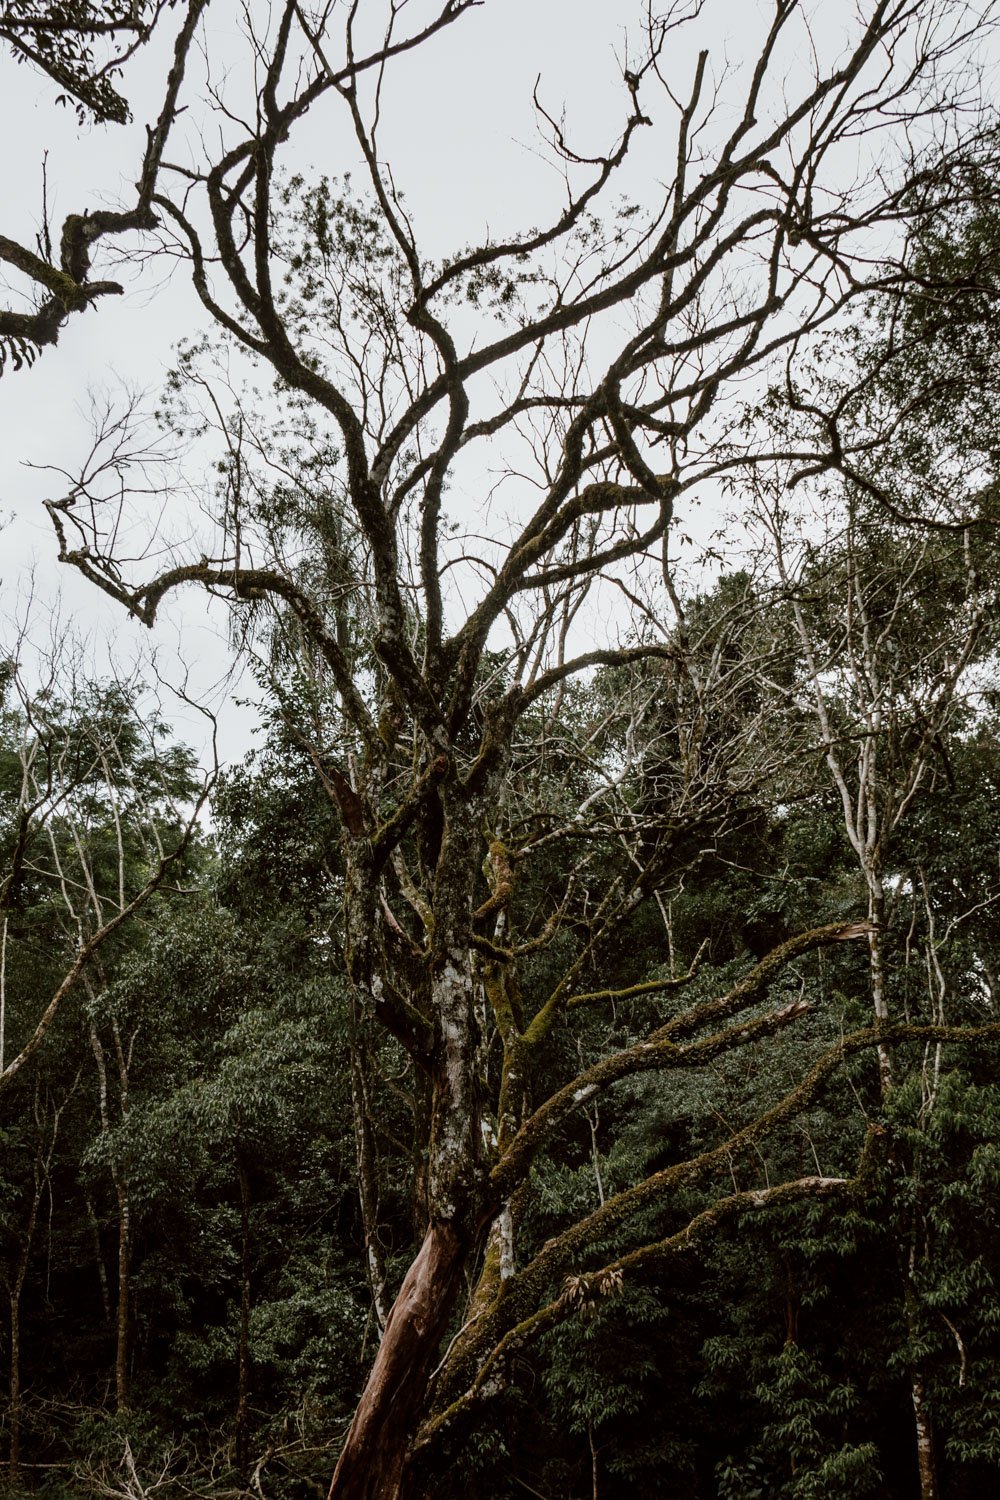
top-left (90, 1017), bottom-right (131, 1409)
top-left (867, 882), bottom-right (894, 1096)
top-left (8, 1223), bottom-right (36, 1476)
top-left (328, 1222), bottom-right (465, 1500)
top-left (84, 1194), bottom-right (112, 1323)
top-left (343, 850), bottom-right (393, 1333)
top-left (9, 1289), bottom-right (22, 1483)
top-left (331, 782), bottom-right (494, 1498)
top-left (235, 1156), bottom-right (252, 1474)
top-left (869, 883), bottom-right (940, 1500)
top-left (350, 1035), bottom-right (389, 1332)
top-left (114, 1179), bottom-right (130, 1410)
top-left (8, 1085), bottom-right (55, 1482)
top-left (911, 1368), bottom-right (939, 1500)
top-left (8, 1190), bottom-right (41, 1482)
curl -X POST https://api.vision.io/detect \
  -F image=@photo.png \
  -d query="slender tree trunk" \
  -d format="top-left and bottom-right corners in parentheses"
top-left (113, 1179), bottom-right (130, 1411)
top-left (9, 1201), bottom-right (40, 1482)
top-left (343, 853), bottom-right (392, 1333)
top-left (9, 1288), bottom-right (23, 1483)
top-left (235, 1155), bottom-right (252, 1474)
top-left (89, 1018), bottom-right (131, 1410)
top-left (867, 879), bottom-right (939, 1497)
top-left (8, 1093), bottom-right (50, 1482)
top-left (350, 1035), bottom-right (389, 1332)
top-left (866, 880), bottom-right (894, 1095)
top-left (84, 1194), bottom-right (112, 1323)
top-left (911, 1367), bottom-right (938, 1500)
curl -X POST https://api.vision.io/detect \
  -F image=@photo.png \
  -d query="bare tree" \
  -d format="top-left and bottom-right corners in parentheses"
top-left (9, 1), bottom-right (1000, 1493)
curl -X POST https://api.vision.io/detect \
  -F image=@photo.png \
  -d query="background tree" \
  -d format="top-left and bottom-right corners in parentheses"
top-left (0, 647), bottom-right (210, 1480)
top-left (0, 645), bottom-right (209, 1098)
top-left (701, 162), bottom-right (1000, 1497)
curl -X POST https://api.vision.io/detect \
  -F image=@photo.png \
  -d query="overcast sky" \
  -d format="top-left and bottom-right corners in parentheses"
top-left (2, 0), bottom-right (685, 763)
top-left (2, 0), bottom-right (994, 765)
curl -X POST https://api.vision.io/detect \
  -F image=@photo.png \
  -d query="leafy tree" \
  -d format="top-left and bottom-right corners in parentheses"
top-left (0, 658), bottom-right (206, 1479)
top-left (1, 658), bottom-right (207, 1097)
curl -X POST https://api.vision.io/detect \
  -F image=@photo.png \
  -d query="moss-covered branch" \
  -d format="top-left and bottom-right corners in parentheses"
top-left (566, 936), bottom-right (708, 1009)
top-left (435, 1019), bottom-right (1000, 1423)
top-left (417, 1174), bottom-right (850, 1457)
top-left (495, 921), bottom-right (870, 1197)
top-left (656, 919), bottom-right (871, 1042)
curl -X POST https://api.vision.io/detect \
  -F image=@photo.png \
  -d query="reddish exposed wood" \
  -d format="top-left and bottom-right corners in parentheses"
top-left (328, 1222), bottom-right (465, 1500)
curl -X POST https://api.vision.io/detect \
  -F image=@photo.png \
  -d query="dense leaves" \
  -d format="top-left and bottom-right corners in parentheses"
top-left (1, 1), bottom-right (158, 123)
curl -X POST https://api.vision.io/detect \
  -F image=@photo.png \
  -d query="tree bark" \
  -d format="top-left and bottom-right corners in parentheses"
top-left (84, 1194), bottom-right (112, 1323)
top-left (328, 1222), bottom-right (466, 1500)
top-left (8, 1286), bottom-right (24, 1482)
top-left (8, 1091), bottom-right (53, 1481)
top-left (350, 1035), bottom-right (389, 1333)
top-left (911, 1367), bottom-right (939, 1500)
top-left (235, 1155), bottom-right (252, 1474)
top-left (9, 1183), bottom-right (42, 1481)
top-left (114, 1182), bottom-right (131, 1410)
top-left (89, 1016), bottom-right (131, 1410)
top-left (330, 786), bottom-right (495, 1498)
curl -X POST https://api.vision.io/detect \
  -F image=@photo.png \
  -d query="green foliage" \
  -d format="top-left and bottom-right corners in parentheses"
top-left (1, 1), bottom-right (156, 123)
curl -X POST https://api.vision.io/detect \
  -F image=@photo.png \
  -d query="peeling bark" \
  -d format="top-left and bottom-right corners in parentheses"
top-left (328, 1223), bottom-right (466, 1500)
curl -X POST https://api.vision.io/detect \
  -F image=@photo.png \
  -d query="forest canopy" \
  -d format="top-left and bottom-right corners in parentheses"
top-left (3, 3), bottom-right (1000, 1498)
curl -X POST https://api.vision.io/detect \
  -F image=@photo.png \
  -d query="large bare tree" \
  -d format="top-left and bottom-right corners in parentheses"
top-left (7, 1), bottom-right (1000, 1493)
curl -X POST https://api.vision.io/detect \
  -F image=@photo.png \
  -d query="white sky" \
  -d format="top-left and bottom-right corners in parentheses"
top-left (1, 0), bottom-right (995, 764)
top-left (1, 0), bottom-right (685, 763)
